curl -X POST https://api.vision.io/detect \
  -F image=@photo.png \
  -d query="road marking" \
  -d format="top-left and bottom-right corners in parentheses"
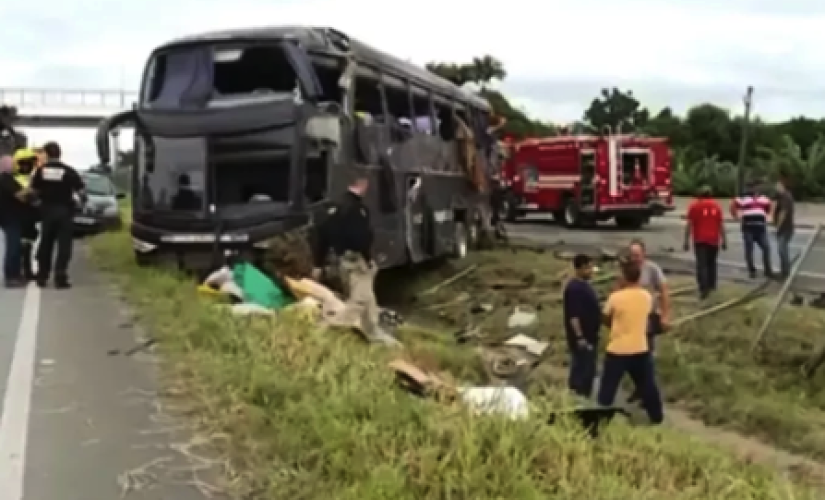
top-left (0, 285), bottom-right (42, 500)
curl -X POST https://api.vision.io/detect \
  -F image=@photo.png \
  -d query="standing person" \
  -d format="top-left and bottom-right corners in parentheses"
top-left (730, 182), bottom-right (774, 279)
top-left (597, 260), bottom-right (664, 424)
top-left (773, 179), bottom-right (795, 280)
top-left (563, 254), bottom-right (602, 398)
top-left (626, 238), bottom-right (670, 404)
top-left (683, 186), bottom-right (726, 299)
top-left (0, 154), bottom-right (28, 288)
top-left (30, 142), bottom-right (85, 289)
top-left (310, 173), bottom-right (399, 346)
top-left (13, 148), bottom-right (41, 281)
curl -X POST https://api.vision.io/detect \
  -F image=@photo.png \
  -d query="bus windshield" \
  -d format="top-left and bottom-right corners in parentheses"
top-left (142, 43), bottom-right (301, 108)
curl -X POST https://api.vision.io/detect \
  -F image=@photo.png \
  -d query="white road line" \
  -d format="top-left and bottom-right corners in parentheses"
top-left (0, 285), bottom-right (42, 500)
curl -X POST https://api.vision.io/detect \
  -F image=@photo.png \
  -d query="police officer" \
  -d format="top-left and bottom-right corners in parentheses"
top-left (311, 174), bottom-right (400, 346)
top-left (30, 142), bottom-right (85, 289)
top-left (312, 174), bottom-right (373, 277)
top-left (13, 148), bottom-right (40, 281)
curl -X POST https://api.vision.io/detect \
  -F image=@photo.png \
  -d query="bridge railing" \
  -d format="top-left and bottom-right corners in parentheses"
top-left (0, 87), bottom-right (138, 111)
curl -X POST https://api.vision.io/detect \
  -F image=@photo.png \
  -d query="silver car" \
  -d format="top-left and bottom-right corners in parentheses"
top-left (73, 172), bottom-right (125, 233)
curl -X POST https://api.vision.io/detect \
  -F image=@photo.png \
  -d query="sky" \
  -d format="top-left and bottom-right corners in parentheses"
top-left (4, 0), bottom-right (825, 166)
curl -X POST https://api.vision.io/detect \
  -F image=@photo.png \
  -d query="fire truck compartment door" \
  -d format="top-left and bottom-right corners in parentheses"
top-left (608, 138), bottom-right (619, 197)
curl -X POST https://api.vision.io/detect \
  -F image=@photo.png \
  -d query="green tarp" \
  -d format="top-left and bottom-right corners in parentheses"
top-left (232, 262), bottom-right (294, 310)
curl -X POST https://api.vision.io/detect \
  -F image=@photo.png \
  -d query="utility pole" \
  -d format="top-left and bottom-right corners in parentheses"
top-left (736, 86), bottom-right (754, 193)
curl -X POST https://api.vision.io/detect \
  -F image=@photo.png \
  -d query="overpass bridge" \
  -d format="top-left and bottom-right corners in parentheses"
top-left (0, 87), bottom-right (137, 129)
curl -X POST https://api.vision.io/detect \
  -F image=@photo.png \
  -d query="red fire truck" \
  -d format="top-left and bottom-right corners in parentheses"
top-left (497, 134), bottom-right (674, 228)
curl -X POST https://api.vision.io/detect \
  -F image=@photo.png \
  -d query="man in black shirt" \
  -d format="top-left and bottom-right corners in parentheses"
top-left (562, 254), bottom-right (602, 398)
top-left (30, 142), bottom-right (85, 289)
top-left (313, 174), bottom-right (373, 272)
top-left (773, 179), bottom-right (795, 280)
top-left (0, 154), bottom-right (28, 287)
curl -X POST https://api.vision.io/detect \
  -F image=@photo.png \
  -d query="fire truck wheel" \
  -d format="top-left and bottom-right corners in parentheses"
top-left (452, 222), bottom-right (470, 259)
top-left (561, 196), bottom-right (581, 228)
top-left (500, 198), bottom-right (520, 223)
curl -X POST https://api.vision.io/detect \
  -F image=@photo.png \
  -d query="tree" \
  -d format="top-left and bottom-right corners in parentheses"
top-left (583, 88), bottom-right (649, 133)
top-left (470, 56), bottom-right (506, 88)
top-left (426, 58), bottom-right (555, 139)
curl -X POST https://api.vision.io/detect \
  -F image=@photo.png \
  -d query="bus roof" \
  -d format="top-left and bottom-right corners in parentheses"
top-left (155, 26), bottom-right (491, 112)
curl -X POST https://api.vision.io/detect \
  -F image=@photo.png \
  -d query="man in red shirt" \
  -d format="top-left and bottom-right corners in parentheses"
top-left (683, 186), bottom-right (727, 299)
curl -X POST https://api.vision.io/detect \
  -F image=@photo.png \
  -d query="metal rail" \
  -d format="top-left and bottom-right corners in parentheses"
top-left (0, 87), bottom-right (137, 111)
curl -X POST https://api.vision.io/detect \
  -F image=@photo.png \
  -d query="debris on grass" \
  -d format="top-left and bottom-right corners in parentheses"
top-left (90, 230), bottom-right (825, 498)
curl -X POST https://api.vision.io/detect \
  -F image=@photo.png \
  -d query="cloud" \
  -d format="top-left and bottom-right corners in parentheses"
top-left (4, 0), bottom-right (825, 164)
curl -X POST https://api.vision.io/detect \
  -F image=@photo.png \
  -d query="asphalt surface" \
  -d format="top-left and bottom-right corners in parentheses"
top-left (0, 239), bottom-right (221, 499)
top-left (507, 216), bottom-right (825, 293)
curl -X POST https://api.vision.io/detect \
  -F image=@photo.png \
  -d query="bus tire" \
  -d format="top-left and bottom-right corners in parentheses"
top-left (452, 222), bottom-right (470, 260)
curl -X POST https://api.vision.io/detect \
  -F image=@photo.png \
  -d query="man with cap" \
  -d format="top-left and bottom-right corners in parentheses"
top-left (684, 185), bottom-right (726, 299)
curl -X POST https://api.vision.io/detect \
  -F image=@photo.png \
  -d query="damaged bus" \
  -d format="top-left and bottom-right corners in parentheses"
top-left (96, 26), bottom-right (495, 272)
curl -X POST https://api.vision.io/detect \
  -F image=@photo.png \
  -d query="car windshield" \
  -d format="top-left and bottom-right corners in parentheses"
top-left (83, 175), bottom-right (114, 196)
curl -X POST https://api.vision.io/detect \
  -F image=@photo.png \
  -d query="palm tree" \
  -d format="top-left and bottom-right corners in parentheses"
top-left (470, 56), bottom-right (506, 88)
top-left (755, 135), bottom-right (825, 199)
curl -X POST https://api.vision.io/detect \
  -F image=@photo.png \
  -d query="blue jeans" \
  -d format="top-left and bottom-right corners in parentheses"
top-left (598, 352), bottom-right (664, 424)
top-left (568, 342), bottom-right (597, 398)
top-left (742, 226), bottom-right (773, 276)
top-left (776, 231), bottom-right (793, 278)
top-left (1, 222), bottom-right (23, 281)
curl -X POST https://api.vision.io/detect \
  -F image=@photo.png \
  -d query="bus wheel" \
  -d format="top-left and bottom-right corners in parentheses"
top-left (561, 196), bottom-right (581, 228)
top-left (452, 222), bottom-right (469, 259)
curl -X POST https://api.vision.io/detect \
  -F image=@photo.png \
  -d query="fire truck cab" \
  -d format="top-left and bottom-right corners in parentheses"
top-left (498, 134), bottom-right (674, 229)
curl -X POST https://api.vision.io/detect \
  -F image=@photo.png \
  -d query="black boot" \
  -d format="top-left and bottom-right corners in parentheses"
top-left (21, 243), bottom-right (34, 281)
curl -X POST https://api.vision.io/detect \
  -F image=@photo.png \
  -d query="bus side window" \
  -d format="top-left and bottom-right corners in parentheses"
top-left (352, 75), bottom-right (385, 164)
top-left (433, 100), bottom-right (455, 142)
top-left (410, 86), bottom-right (435, 136)
top-left (382, 76), bottom-right (413, 144)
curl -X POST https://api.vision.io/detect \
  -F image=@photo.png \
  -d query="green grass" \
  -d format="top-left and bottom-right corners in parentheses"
top-left (89, 229), bottom-right (820, 499)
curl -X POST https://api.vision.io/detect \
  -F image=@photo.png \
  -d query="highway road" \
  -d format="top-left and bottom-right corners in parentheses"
top-left (507, 216), bottom-right (825, 292)
top-left (0, 241), bottom-right (220, 500)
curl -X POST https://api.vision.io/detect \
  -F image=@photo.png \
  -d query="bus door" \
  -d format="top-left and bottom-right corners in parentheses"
top-left (403, 174), bottom-right (427, 263)
top-left (578, 150), bottom-right (596, 208)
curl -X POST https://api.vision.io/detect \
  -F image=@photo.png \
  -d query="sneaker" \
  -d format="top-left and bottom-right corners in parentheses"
top-left (4, 279), bottom-right (26, 289)
top-left (748, 269), bottom-right (757, 279)
top-left (35, 279), bottom-right (48, 288)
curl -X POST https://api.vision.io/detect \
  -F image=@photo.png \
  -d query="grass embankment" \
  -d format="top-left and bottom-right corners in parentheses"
top-left (90, 229), bottom-right (819, 499)
top-left (402, 247), bottom-right (825, 465)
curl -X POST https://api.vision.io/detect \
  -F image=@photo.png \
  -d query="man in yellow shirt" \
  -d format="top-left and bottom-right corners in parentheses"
top-left (597, 261), bottom-right (664, 424)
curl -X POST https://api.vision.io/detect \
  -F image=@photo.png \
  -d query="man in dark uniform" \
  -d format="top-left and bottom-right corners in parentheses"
top-left (311, 174), bottom-right (400, 346)
top-left (30, 142), bottom-right (85, 289)
top-left (312, 174), bottom-right (373, 274)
